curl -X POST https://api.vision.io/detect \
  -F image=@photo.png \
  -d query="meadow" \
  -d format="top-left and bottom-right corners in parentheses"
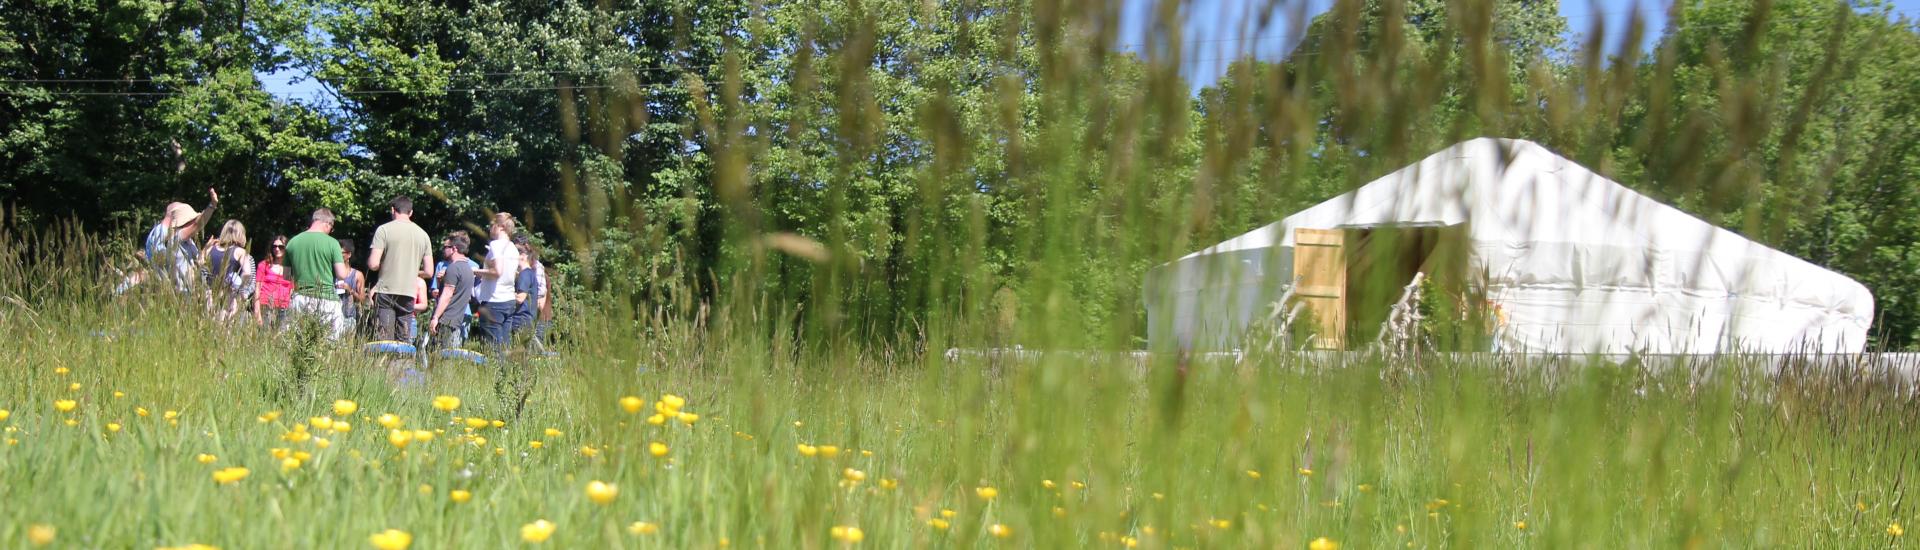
top-left (1, 233), bottom-right (1916, 549)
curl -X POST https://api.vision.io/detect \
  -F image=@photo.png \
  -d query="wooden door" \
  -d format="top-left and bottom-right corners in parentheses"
top-left (1293, 228), bottom-right (1347, 349)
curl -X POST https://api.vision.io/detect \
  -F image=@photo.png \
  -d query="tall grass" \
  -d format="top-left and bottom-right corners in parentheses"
top-left (1, 226), bottom-right (1917, 547)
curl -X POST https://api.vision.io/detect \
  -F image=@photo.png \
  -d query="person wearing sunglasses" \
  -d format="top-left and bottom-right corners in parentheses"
top-left (254, 235), bottom-right (294, 328)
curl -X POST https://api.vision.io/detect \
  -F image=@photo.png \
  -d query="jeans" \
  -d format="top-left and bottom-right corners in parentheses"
top-left (479, 301), bottom-right (517, 349)
top-left (372, 293), bottom-right (415, 342)
top-left (289, 295), bottom-right (345, 340)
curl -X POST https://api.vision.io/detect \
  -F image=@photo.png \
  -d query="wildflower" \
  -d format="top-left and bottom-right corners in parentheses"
top-left (878, 478), bottom-right (898, 490)
top-left (431, 395), bottom-right (461, 412)
top-left (310, 417), bottom-right (334, 431)
top-left (647, 414), bottom-right (667, 426)
top-left (1857, 501), bottom-right (1868, 512)
top-left (1309, 537), bottom-right (1338, 550)
top-left (819, 445), bottom-right (841, 458)
top-left (987, 524), bottom-right (1012, 539)
top-left (314, 438), bottom-right (332, 449)
top-left (388, 429), bottom-right (412, 449)
top-left (677, 412), bottom-right (699, 425)
top-left (940, 509), bottom-right (956, 518)
top-left (1298, 467), bottom-right (1313, 476)
top-left (2, 409), bottom-right (14, 421)
top-left (28, 524), bottom-right (54, 546)
top-left (53, 367), bottom-right (69, 375)
top-left (628, 522), bottom-right (659, 535)
top-left (1425, 499), bottom-right (1450, 511)
top-left (196, 453), bottom-right (217, 464)
top-left (68, 382), bottom-right (81, 391)
top-left (412, 430), bottom-right (434, 443)
top-left (1247, 470), bottom-right (1262, 479)
top-left (843, 468), bottom-right (867, 482)
top-left (586, 481), bottom-right (619, 505)
top-left (333, 421), bottom-right (351, 433)
top-left (545, 428), bottom-right (563, 438)
top-left (1071, 481), bottom-right (1086, 490)
top-left (1151, 492), bottom-right (1164, 501)
top-left (1357, 484), bottom-right (1374, 492)
top-left (418, 484), bottom-right (433, 495)
top-left (368, 528), bottom-right (412, 550)
top-left (450, 490), bottom-right (472, 503)
top-left (257, 411), bottom-right (280, 423)
top-left (54, 399), bottom-right (76, 413)
top-left (976, 486), bottom-right (998, 500)
top-left (164, 410), bottom-right (179, 420)
top-left (281, 457), bottom-right (302, 472)
top-left (1515, 521), bottom-right (1527, 530)
top-left (63, 418), bottom-right (78, 427)
top-left (377, 414), bottom-right (402, 429)
top-left (491, 420), bottom-right (505, 428)
top-left (1211, 519), bottom-right (1231, 529)
top-left (333, 400), bottom-right (358, 416)
top-left (1042, 479), bottom-right (1057, 489)
top-left (212, 467), bottom-right (250, 484)
top-left (520, 520), bottom-right (556, 543)
top-left (580, 445), bottom-right (601, 458)
top-left (113, 391), bottom-right (125, 399)
top-left (1053, 506), bottom-right (1067, 518)
top-left (1892, 522), bottom-right (1906, 537)
top-left (530, 441), bottom-right (544, 449)
top-left (928, 518), bottom-right (950, 530)
top-left (829, 526), bottom-right (864, 543)
top-left (464, 418), bottom-right (489, 429)
top-left (649, 442), bottom-right (669, 457)
top-left (660, 394), bottom-right (687, 411)
top-left (797, 444), bottom-right (819, 457)
top-left (619, 396), bottom-right (644, 414)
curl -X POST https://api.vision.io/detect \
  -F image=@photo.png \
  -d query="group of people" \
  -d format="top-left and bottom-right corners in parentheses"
top-left (121, 189), bottom-right (554, 353)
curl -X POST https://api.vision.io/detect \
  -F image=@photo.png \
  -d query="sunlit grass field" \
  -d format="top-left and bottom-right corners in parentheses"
top-left (3, 280), bottom-right (1917, 548)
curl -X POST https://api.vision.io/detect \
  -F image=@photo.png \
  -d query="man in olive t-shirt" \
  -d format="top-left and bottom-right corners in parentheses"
top-left (367, 196), bottom-right (433, 341)
top-left (286, 208), bottom-right (351, 339)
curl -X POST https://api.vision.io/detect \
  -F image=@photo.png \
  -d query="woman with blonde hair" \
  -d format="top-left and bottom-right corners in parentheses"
top-left (202, 220), bottom-right (255, 320)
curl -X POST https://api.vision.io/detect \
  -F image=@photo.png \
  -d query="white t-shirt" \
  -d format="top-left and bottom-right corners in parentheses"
top-left (477, 238), bottom-right (521, 303)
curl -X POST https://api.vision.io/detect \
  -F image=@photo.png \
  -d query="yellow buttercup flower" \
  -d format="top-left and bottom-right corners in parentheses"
top-left (54, 399), bottom-right (77, 413)
top-left (1309, 537), bottom-right (1339, 550)
top-left (842, 468), bottom-right (867, 482)
top-left (136, 407), bottom-right (150, 417)
top-left (63, 418), bottom-right (78, 427)
top-left (1297, 467), bottom-right (1313, 476)
top-left (309, 417), bottom-right (334, 431)
top-left (976, 486), bottom-right (998, 500)
top-left (105, 422), bottom-right (122, 433)
top-left (377, 414), bottom-right (403, 429)
top-left (1891, 522), bottom-right (1906, 537)
top-left (388, 429), bottom-right (412, 449)
top-left (646, 413), bottom-right (666, 426)
top-left (164, 410), bottom-right (179, 420)
top-left (585, 480), bottom-right (619, 504)
top-left (544, 428), bottom-right (563, 438)
top-left (940, 509), bottom-right (956, 518)
top-left (68, 382), bottom-right (81, 391)
top-left (333, 399), bottom-right (358, 416)
top-left (368, 529), bottom-right (412, 550)
top-left (212, 467), bottom-right (250, 484)
top-left (1246, 470), bottom-right (1262, 479)
top-left (332, 421), bottom-right (351, 433)
top-left (619, 396), bottom-right (645, 414)
top-left (112, 391), bottom-right (124, 399)
top-left (677, 412), bottom-right (699, 425)
top-left (257, 410), bottom-right (281, 423)
top-left (520, 520), bottom-right (556, 543)
top-left (280, 457), bottom-right (302, 472)
top-left (418, 484), bottom-right (434, 495)
top-left (628, 522), bottom-right (660, 535)
top-left (53, 367), bottom-right (69, 375)
top-left (878, 478), bottom-right (898, 490)
top-left (829, 525), bottom-right (864, 543)
top-left (28, 524), bottom-right (54, 546)
top-left (579, 445), bottom-right (600, 458)
top-left (271, 448), bottom-right (292, 460)
top-left (927, 518), bottom-right (950, 530)
top-left (1515, 521), bottom-right (1528, 530)
top-left (1052, 506), bottom-right (1067, 518)
top-left (431, 395), bottom-right (461, 412)
top-left (1210, 519), bottom-right (1231, 529)
top-left (465, 417), bottom-right (490, 429)
top-left (490, 419), bottom-right (505, 428)
top-left (530, 440), bottom-right (544, 449)
top-left (196, 453), bottom-right (217, 464)
top-left (818, 445), bottom-right (840, 458)
top-left (987, 524), bottom-right (1012, 539)
top-left (649, 442), bottom-right (669, 457)
top-left (450, 489), bottom-right (472, 503)
top-left (797, 444), bottom-right (818, 457)
top-left (660, 394), bottom-right (687, 411)
top-left (412, 430), bottom-right (434, 443)
top-left (1042, 479), bottom-right (1056, 489)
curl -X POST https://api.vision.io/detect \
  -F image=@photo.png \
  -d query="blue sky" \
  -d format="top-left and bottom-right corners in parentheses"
top-left (261, 1), bottom-right (1920, 103)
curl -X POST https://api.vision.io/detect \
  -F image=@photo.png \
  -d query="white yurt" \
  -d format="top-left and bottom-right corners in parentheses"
top-left (1144, 138), bottom-right (1875, 354)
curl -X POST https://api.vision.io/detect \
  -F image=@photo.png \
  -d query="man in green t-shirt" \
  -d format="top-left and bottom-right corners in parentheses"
top-left (367, 196), bottom-right (433, 342)
top-left (286, 208), bottom-right (352, 339)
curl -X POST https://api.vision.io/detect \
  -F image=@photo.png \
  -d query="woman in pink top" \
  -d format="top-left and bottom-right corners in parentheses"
top-left (254, 235), bottom-right (295, 328)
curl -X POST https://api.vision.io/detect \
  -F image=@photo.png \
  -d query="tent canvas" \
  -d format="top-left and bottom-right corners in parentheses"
top-left (1144, 138), bottom-right (1874, 354)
